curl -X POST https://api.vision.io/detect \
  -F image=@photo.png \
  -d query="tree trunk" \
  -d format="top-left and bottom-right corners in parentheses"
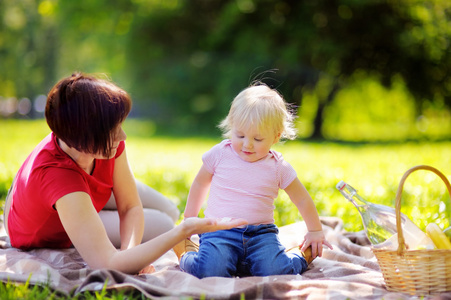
top-left (310, 82), bottom-right (340, 140)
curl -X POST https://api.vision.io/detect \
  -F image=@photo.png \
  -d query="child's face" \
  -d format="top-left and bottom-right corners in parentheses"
top-left (230, 126), bottom-right (280, 163)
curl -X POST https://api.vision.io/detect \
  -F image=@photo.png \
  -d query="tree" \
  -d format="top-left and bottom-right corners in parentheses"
top-left (124, 0), bottom-right (450, 138)
top-left (0, 0), bottom-right (58, 103)
top-left (1, 0), bottom-right (449, 139)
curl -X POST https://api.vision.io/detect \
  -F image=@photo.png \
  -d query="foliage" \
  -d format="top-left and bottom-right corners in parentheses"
top-left (319, 75), bottom-right (451, 141)
top-left (122, 0), bottom-right (451, 138)
top-left (1, 0), bottom-right (450, 139)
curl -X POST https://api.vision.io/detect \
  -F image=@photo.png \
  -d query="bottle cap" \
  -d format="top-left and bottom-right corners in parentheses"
top-left (336, 181), bottom-right (346, 190)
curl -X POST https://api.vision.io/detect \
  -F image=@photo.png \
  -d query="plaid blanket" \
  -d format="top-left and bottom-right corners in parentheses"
top-left (0, 217), bottom-right (447, 299)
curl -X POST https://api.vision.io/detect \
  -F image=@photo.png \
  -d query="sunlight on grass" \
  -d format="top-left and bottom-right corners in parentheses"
top-left (297, 75), bottom-right (451, 141)
top-left (1, 119), bottom-right (451, 233)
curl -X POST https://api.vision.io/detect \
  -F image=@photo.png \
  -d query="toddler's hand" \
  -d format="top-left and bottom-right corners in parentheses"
top-left (300, 230), bottom-right (333, 259)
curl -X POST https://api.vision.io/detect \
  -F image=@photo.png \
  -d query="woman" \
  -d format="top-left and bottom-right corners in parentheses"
top-left (3, 72), bottom-right (246, 274)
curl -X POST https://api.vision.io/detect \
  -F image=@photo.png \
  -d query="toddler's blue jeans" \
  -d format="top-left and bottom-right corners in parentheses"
top-left (180, 224), bottom-right (308, 278)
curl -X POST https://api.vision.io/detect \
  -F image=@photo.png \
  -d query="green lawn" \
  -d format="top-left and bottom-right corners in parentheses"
top-left (2, 119), bottom-right (450, 232)
top-left (0, 118), bottom-right (451, 298)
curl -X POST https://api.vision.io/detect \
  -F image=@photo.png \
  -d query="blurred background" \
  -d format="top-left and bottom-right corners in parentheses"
top-left (0, 7), bottom-right (451, 300)
top-left (0, 0), bottom-right (450, 141)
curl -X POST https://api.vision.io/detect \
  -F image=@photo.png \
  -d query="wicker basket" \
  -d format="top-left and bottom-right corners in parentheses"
top-left (372, 165), bottom-right (451, 295)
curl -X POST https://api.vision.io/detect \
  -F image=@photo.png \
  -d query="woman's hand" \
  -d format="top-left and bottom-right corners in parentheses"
top-left (300, 230), bottom-right (333, 258)
top-left (138, 264), bottom-right (155, 275)
top-left (180, 217), bottom-right (248, 237)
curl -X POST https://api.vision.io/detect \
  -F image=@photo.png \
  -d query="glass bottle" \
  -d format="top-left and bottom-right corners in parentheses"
top-left (336, 180), bottom-right (435, 250)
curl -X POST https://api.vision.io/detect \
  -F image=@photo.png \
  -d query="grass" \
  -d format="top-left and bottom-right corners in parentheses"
top-left (0, 278), bottom-right (147, 299)
top-left (1, 119), bottom-right (451, 230)
top-left (120, 120), bottom-right (451, 231)
top-left (1, 118), bottom-right (451, 298)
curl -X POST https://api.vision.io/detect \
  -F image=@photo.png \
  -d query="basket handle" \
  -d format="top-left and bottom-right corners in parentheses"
top-left (395, 165), bottom-right (451, 255)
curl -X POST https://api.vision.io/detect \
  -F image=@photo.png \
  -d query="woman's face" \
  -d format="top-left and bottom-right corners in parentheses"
top-left (91, 125), bottom-right (127, 159)
top-left (109, 125), bottom-right (127, 157)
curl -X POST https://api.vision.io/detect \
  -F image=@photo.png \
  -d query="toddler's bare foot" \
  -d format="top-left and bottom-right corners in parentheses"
top-left (173, 238), bottom-right (199, 262)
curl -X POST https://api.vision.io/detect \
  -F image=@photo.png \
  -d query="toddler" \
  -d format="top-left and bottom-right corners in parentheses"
top-left (175, 83), bottom-right (332, 278)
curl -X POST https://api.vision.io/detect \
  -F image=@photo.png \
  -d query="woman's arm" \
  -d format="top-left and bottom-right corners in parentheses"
top-left (183, 164), bottom-right (212, 218)
top-left (55, 192), bottom-right (246, 274)
top-left (111, 147), bottom-right (145, 250)
top-left (284, 177), bottom-right (333, 257)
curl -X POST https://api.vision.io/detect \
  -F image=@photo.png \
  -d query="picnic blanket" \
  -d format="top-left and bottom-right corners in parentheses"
top-left (0, 217), bottom-right (449, 299)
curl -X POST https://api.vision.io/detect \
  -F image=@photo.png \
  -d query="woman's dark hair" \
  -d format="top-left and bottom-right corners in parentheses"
top-left (45, 72), bottom-right (132, 157)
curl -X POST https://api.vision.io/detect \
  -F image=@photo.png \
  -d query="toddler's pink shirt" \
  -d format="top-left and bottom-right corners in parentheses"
top-left (203, 140), bottom-right (297, 225)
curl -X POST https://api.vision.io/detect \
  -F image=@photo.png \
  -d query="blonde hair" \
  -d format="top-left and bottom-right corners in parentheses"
top-left (219, 83), bottom-right (297, 140)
